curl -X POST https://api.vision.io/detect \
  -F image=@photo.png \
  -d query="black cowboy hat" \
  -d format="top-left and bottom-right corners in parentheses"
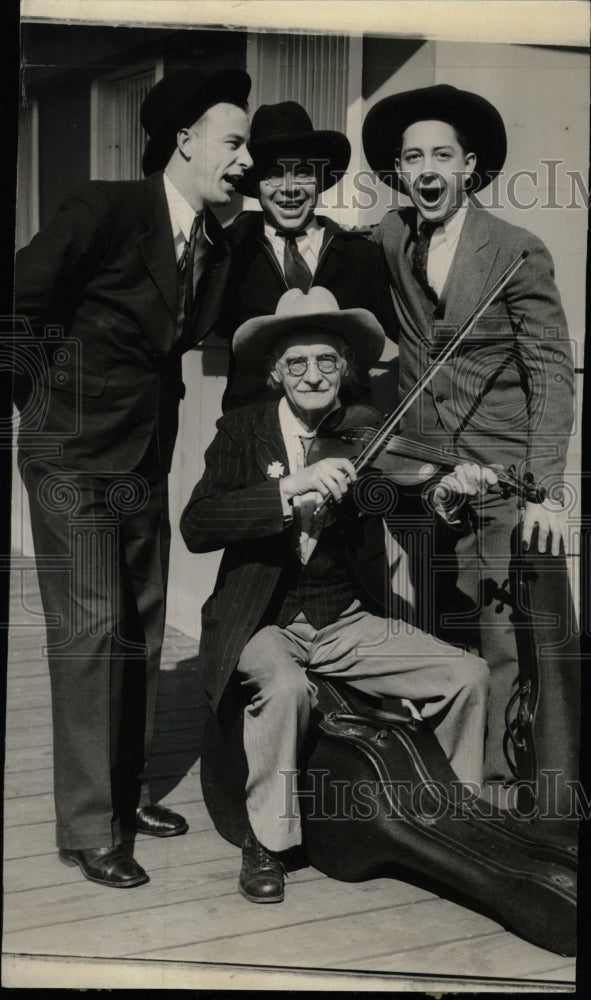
top-left (362, 84), bottom-right (507, 192)
top-left (141, 67), bottom-right (251, 176)
top-left (237, 101), bottom-right (351, 198)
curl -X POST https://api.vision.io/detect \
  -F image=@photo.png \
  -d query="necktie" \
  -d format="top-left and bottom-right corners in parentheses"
top-left (412, 220), bottom-right (439, 301)
top-left (178, 214), bottom-right (204, 342)
top-left (276, 229), bottom-right (313, 292)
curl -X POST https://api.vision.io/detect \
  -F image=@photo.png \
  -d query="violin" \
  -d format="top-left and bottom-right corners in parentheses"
top-left (308, 402), bottom-right (546, 505)
top-left (307, 249), bottom-right (545, 517)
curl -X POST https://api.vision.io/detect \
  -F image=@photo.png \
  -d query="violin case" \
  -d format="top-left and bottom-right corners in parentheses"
top-left (201, 675), bottom-right (578, 957)
top-left (506, 525), bottom-right (581, 827)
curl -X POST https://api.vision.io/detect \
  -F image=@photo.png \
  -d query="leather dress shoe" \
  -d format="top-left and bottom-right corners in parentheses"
top-left (59, 844), bottom-right (149, 888)
top-left (135, 804), bottom-right (188, 837)
top-left (239, 827), bottom-right (285, 903)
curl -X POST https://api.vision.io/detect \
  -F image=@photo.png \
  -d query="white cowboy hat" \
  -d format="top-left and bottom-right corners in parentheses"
top-left (232, 287), bottom-right (385, 371)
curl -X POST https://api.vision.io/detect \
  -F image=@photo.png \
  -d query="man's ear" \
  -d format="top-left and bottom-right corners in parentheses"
top-left (464, 151), bottom-right (477, 179)
top-left (176, 127), bottom-right (193, 160)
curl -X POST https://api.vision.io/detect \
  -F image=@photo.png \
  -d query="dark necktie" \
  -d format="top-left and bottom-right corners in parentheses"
top-left (276, 228), bottom-right (313, 292)
top-left (178, 214), bottom-right (202, 340)
top-left (412, 220), bottom-right (439, 301)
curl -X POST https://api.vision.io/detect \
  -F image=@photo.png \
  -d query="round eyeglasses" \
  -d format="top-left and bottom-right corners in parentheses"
top-left (279, 355), bottom-right (340, 377)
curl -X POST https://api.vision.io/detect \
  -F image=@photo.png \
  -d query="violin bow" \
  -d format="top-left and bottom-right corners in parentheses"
top-left (314, 247), bottom-right (530, 515)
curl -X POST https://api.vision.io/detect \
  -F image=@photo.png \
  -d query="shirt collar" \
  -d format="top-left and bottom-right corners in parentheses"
top-left (263, 213), bottom-right (321, 244)
top-left (416, 197), bottom-right (469, 245)
top-left (163, 171), bottom-right (213, 246)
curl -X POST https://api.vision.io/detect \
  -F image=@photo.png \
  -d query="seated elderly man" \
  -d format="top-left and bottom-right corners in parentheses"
top-left (180, 287), bottom-right (495, 904)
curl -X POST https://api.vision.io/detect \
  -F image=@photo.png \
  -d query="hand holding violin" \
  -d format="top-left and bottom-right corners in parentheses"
top-left (437, 462), bottom-right (500, 499)
top-left (280, 458), bottom-right (358, 506)
top-left (431, 462), bottom-right (499, 522)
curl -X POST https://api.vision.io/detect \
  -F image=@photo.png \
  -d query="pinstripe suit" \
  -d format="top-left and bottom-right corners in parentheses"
top-left (180, 401), bottom-right (489, 848)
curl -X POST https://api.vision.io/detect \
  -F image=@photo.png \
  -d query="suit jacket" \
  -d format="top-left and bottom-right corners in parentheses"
top-left (374, 201), bottom-right (574, 486)
top-left (180, 401), bottom-right (396, 712)
top-left (220, 211), bottom-right (396, 410)
top-left (14, 171), bottom-right (231, 474)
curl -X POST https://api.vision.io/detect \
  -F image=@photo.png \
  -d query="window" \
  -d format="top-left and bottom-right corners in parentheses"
top-left (90, 60), bottom-right (163, 181)
top-left (248, 33), bottom-right (349, 133)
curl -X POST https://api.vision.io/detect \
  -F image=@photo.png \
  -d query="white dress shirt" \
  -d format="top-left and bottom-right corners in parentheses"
top-left (163, 172), bottom-right (213, 291)
top-left (278, 395), bottom-right (338, 564)
top-left (424, 199), bottom-right (469, 298)
top-left (264, 215), bottom-right (324, 277)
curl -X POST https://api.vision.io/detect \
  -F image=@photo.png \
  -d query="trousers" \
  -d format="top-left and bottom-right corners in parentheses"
top-left (236, 600), bottom-right (489, 852)
top-left (21, 456), bottom-right (170, 849)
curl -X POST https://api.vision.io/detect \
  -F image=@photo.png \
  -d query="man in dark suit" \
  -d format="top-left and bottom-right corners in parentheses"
top-left (181, 286), bottom-right (495, 904)
top-left (362, 85), bottom-right (575, 782)
top-left (220, 101), bottom-right (395, 410)
top-left (14, 67), bottom-right (253, 887)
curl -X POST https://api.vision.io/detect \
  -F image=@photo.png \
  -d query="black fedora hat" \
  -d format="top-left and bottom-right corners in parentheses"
top-left (141, 67), bottom-right (251, 176)
top-left (237, 101), bottom-right (351, 198)
top-left (362, 84), bottom-right (506, 192)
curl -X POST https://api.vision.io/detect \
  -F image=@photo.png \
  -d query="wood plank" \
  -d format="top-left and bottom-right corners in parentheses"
top-left (3, 803), bottom-right (216, 861)
top-left (3, 778), bottom-right (207, 828)
top-left (4, 854), bottom-right (324, 934)
top-left (333, 928), bottom-right (576, 981)
top-left (4, 759), bottom-right (202, 798)
top-left (3, 825), bottom-right (231, 893)
top-left (4, 746), bottom-right (54, 773)
top-left (2, 874), bottom-right (439, 959)
top-left (4, 725), bottom-right (54, 750)
top-left (125, 893), bottom-right (502, 967)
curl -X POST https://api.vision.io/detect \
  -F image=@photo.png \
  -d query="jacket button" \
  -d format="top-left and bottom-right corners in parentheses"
top-left (435, 393), bottom-right (445, 403)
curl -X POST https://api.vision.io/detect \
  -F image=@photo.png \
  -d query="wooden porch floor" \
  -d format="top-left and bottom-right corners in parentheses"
top-left (3, 560), bottom-right (577, 991)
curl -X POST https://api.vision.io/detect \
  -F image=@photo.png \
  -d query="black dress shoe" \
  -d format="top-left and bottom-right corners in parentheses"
top-left (135, 804), bottom-right (188, 837)
top-left (59, 844), bottom-right (149, 888)
top-left (239, 828), bottom-right (285, 903)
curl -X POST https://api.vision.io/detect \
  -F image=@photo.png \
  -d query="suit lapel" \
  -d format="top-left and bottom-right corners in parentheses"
top-left (390, 209), bottom-right (437, 343)
top-left (441, 201), bottom-right (499, 326)
top-left (136, 172), bottom-right (178, 332)
top-left (193, 209), bottom-right (232, 343)
top-left (253, 402), bottom-right (290, 480)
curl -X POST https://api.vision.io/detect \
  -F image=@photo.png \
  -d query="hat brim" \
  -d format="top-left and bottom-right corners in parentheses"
top-left (362, 85), bottom-right (507, 192)
top-left (236, 130), bottom-right (351, 198)
top-left (233, 307), bottom-right (385, 372)
top-left (142, 69), bottom-right (251, 176)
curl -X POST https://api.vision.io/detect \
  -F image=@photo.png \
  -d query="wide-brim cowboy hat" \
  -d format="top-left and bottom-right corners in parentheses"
top-left (233, 287), bottom-right (385, 371)
top-left (236, 101), bottom-right (351, 198)
top-left (141, 67), bottom-right (251, 176)
top-left (362, 84), bottom-right (507, 192)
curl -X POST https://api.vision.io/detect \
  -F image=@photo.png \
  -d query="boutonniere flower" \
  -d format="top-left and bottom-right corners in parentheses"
top-left (267, 461), bottom-right (285, 479)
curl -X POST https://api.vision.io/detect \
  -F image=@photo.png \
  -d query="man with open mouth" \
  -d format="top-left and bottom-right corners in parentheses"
top-left (14, 67), bottom-right (253, 889)
top-left (362, 84), bottom-right (576, 790)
